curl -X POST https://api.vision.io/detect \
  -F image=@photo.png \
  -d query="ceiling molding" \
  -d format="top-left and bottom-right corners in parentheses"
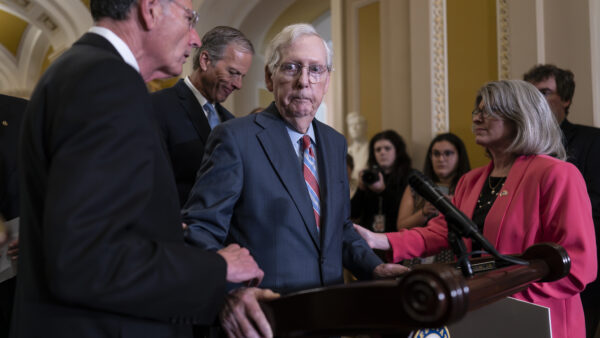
top-left (0, 0), bottom-right (92, 94)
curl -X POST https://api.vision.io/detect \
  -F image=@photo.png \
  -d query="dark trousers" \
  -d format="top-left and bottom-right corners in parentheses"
top-left (0, 277), bottom-right (16, 338)
top-left (582, 279), bottom-right (600, 338)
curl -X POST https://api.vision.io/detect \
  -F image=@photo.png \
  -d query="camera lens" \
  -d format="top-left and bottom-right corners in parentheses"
top-left (362, 167), bottom-right (380, 184)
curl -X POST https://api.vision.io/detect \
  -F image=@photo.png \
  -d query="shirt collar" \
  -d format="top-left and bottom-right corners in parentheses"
top-left (286, 123), bottom-right (316, 146)
top-left (88, 26), bottom-right (139, 73)
top-left (183, 76), bottom-right (210, 108)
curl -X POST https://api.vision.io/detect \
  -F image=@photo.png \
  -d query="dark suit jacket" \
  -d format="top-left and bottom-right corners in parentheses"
top-left (182, 103), bottom-right (382, 294)
top-left (12, 33), bottom-right (227, 338)
top-left (561, 118), bottom-right (600, 333)
top-left (151, 80), bottom-right (235, 205)
top-left (0, 94), bottom-right (27, 220)
top-left (561, 119), bottom-right (600, 228)
top-left (0, 94), bottom-right (27, 338)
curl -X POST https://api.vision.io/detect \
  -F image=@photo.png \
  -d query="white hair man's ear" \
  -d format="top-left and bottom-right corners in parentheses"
top-left (264, 65), bottom-right (274, 92)
top-left (138, 0), bottom-right (163, 31)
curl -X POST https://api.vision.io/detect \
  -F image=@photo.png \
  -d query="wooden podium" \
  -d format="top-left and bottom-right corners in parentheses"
top-left (260, 243), bottom-right (569, 337)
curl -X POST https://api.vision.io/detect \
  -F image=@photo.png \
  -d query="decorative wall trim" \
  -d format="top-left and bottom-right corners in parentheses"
top-left (430, 0), bottom-right (448, 134)
top-left (497, 0), bottom-right (510, 79)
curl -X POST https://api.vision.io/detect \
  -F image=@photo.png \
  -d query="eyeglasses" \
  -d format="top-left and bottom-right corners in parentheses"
top-left (471, 108), bottom-right (494, 119)
top-left (171, 0), bottom-right (199, 30)
top-left (276, 62), bottom-right (329, 83)
top-left (431, 150), bottom-right (456, 158)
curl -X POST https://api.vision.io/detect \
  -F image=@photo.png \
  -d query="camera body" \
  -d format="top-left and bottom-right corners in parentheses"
top-left (362, 166), bottom-right (381, 185)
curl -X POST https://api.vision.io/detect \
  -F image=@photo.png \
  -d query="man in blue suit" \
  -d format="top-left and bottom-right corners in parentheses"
top-left (183, 24), bottom-right (407, 321)
top-left (151, 26), bottom-right (253, 205)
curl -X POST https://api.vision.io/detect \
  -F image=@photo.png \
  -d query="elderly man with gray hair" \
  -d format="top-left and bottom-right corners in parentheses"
top-left (183, 23), bottom-right (408, 336)
top-left (152, 26), bottom-right (254, 205)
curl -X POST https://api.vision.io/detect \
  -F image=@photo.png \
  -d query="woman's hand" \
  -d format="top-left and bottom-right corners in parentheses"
top-left (353, 223), bottom-right (391, 250)
top-left (7, 238), bottom-right (18, 261)
top-left (368, 172), bottom-right (386, 193)
top-left (421, 202), bottom-right (439, 219)
top-left (357, 170), bottom-right (386, 193)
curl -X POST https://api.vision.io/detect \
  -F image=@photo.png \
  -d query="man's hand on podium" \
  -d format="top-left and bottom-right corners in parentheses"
top-left (217, 244), bottom-right (264, 286)
top-left (220, 287), bottom-right (280, 338)
top-left (373, 263), bottom-right (410, 279)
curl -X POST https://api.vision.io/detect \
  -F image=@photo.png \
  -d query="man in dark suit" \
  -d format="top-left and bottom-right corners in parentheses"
top-left (12, 1), bottom-right (272, 337)
top-left (152, 26), bottom-right (253, 204)
top-left (0, 94), bottom-right (27, 221)
top-left (525, 64), bottom-right (600, 338)
top-left (0, 94), bottom-right (27, 338)
top-left (183, 24), bottom-right (407, 333)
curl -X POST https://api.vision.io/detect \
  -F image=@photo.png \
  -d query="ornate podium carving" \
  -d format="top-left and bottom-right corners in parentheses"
top-left (261, 243), bottom-right (570, 337)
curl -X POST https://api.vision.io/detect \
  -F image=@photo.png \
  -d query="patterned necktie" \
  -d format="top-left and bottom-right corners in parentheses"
top-left (203, 102), bottom-right (220, 129)
top-left (302, 135), bottom-right (320, 229)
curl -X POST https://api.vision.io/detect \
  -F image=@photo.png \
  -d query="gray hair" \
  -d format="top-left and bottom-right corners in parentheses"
top-left (265, 23), bottom-right (333, 74)
top-left (192, 26), bottom-right (254, 70)
top-left (475, 80), bottom-right (566, 160)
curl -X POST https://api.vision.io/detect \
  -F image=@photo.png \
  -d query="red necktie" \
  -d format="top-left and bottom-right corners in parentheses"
top-left (302, 135), bottom-right (320, 229)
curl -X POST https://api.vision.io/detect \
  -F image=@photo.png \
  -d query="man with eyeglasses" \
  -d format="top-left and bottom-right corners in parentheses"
top-left (182, 23), bottom-right (408, 337)
top-left (11, 1), bottom-right (269, 337)
top-left (524, 64), bottom-right (600, 338)
top-left (152, 26), bottom-right (254, 205)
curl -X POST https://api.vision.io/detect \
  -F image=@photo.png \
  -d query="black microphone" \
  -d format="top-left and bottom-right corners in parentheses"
top-left (407, 170), bottom-right (500, 256)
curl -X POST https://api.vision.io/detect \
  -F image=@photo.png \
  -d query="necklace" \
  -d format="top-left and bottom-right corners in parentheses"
top-left (476, 176), bottom-right (506, 209)
top-left (488, 176), bottom-right (506, 195)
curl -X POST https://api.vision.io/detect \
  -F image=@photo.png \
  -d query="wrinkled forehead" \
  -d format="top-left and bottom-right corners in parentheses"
top-left (279, 35), bottom-right (327, 64)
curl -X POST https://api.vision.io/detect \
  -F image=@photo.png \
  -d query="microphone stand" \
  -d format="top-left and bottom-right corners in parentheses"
top-left (445, 217), bottom-right (529, 278)
top-left (407, 169), bottom-right (529, 276)
top-left (446, 223), bottom-right (473, 277)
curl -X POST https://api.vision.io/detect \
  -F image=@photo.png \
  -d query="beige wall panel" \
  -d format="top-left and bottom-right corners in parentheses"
top-left (543, 0), bottom-right (593, 126)
top-left (408, 0), bottom-right (435, 169)
top-left (590, 0), bottom-right (600, 125)
top-left (380, 0), bottom-right (412, 155)
top-left (506, 0), bottom-right (597, 127)
top-left (505, 0), bottom-right (541, 79)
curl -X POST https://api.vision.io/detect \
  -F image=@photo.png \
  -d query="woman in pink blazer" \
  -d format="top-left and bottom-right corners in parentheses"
top-left (355, 80), bottom-right (597, 338)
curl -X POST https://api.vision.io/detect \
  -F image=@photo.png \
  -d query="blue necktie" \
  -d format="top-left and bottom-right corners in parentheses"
top-left (204, 103), bottom-right (220, 129)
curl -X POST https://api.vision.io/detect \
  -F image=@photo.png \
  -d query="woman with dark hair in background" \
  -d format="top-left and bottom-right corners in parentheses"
top-left (351, 130), bottom-right (412, 233)
top-left (397, 132), bottom-right (470, 230)
top-left (396, 132), bottom-right (470, 264)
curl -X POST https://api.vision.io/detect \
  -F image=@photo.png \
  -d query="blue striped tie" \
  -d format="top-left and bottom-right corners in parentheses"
top-left (203, 102), bottom-right (220, 129)
top-left (302, 135), bottom-right (320, 229)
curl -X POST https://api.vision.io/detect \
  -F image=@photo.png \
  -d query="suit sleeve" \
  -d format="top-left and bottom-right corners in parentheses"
top-left (340, 142), bottom-right (383, 278)
top-left (182, 123), bottom-right (242, 250)
top-left (40, 59), bottom-right (226, 324)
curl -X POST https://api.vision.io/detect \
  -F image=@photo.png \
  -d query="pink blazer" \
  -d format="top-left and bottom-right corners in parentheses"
top-left (387, 155), bottom-right (597, 338)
